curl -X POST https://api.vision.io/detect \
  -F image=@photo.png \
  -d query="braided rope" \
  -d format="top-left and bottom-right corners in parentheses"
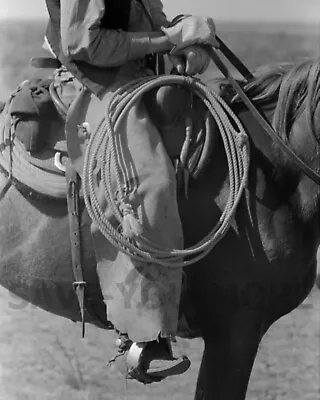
top-left (83, 75), bottom-right (250, 268)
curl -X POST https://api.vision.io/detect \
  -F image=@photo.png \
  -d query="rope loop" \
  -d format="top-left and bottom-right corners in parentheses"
top-left (82, 75), bottom-right (250, 268)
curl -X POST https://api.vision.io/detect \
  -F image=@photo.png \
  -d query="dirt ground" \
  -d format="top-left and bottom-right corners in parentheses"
top-left (0, 282), bottom-right (319, 400)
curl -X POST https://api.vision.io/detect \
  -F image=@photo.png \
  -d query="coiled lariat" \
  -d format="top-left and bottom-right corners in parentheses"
top-left (82, 74), bottom-right (250, 268)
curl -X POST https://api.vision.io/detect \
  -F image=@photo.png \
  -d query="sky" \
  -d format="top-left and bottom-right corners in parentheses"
top-left (0, 0), bottom-right (319, 22)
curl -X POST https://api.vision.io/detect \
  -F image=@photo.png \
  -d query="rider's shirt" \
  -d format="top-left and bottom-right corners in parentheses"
top-left (45, 0), bottom-right (169, 95)
top-left (59, 0), bottom-right (168, 67)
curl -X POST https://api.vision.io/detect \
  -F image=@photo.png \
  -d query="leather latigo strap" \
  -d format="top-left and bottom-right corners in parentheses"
top-left (66, 161), bottom-right (87, 337)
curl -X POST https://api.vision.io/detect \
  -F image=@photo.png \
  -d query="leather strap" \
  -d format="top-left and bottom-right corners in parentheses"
top-left (49, 81), bottom-right (68, 120)
top-left (209, 41), bottom-right (320, 185)
top-left (31, 57), bottom-right (61, 69)
top-left (215, 37), bottom-right (254, 81)
top-left (66, 161), bottom-right (86, 337)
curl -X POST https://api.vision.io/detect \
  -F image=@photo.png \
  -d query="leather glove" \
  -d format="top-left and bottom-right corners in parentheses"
top-left (169, 46), bottom-right (210, 76)
top-left (162, 15), bottom-right (219, 52)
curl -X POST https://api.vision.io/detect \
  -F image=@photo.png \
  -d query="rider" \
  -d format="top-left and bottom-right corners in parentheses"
top-left (44, 0), bottom-right (218, 383)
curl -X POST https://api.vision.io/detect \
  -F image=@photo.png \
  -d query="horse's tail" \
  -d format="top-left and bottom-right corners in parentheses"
top-left (0, 101), bottom-right (4, 114)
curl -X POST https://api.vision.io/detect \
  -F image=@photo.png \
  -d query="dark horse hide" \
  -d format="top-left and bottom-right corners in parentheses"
top-left (0, 58), bottom-right (320, 400)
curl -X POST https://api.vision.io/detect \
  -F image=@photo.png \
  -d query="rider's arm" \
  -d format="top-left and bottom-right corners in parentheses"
top-left (60, 0), bottom-right (173, 68)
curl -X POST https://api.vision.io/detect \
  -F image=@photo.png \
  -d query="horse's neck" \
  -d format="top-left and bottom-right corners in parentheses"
top-left (280, 109), bottom-right (320, 225)
top-left (237, 104), bottom-right (320, 228)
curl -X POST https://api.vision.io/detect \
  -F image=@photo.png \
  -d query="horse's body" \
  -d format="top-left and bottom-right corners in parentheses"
top-left (0, 59), bottom-right (320, 399)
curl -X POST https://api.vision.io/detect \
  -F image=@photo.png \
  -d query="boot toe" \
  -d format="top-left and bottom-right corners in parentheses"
top-left (145, 355), bottom-right (191, 378)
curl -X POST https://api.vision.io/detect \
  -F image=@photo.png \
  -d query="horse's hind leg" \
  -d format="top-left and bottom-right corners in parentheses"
top-left (194, 309), bottom-right (264, 400)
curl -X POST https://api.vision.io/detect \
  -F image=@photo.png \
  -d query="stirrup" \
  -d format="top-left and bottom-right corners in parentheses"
top-left (108, 335), bottom-right (190, 384)
top-left (108, 338), bottom-right (162, 384)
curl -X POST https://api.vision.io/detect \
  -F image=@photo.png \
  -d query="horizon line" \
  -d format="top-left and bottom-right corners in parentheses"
top-left (0, 16), bottom-right (319, 25)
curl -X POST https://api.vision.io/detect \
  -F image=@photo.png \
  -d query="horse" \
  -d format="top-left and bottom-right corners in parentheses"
top-left (316, 250), bottom-right (320, 288)
top-left (0, 57), bottom-right (319, 400)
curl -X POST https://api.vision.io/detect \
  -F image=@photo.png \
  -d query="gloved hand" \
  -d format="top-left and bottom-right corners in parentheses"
top-left (162, 15), bottom-right (219, 52)
top-left (169, 45), bottom-right (210, 76)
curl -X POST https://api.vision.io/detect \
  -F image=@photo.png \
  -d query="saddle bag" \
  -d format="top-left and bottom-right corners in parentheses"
top-left (10, 68), bottom-right (80, 154)
top-left (10, 79), bottom-right (58, 153)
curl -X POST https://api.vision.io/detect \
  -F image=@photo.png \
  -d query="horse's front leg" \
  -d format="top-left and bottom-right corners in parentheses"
top-left (195, 309), bottom-right (264, 400)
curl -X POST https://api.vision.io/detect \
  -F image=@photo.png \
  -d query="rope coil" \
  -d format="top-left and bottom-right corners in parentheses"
top-left (83, 74), bottom-right (250, 268)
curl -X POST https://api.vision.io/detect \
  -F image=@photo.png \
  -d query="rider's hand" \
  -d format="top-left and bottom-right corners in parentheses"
top-left (162, 15), bottom-right (219, 52)
top-left (169, 46), bottom-right (211, 76)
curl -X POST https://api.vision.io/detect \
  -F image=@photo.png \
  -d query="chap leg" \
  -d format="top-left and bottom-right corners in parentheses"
top-left (92, 98), bottom-right (184, 342)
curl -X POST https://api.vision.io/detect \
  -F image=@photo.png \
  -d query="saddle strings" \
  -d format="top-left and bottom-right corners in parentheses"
top-left (83, 74), bottom-right (250, 268)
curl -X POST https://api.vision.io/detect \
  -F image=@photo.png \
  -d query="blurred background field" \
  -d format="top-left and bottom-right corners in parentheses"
top-left (0, 20), bottom-right (319, 99)
top-left (0, 18), bottom-right (319, 400)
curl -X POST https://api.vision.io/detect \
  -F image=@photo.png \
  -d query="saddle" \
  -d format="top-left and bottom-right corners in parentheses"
top-left (0, 69), bottom-right (83, 198)
top-left (1, 74), bottom-right (214, 197)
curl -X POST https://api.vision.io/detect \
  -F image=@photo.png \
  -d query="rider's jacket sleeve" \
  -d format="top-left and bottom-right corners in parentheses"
top-left (60, 0), bottom-right (168, 67)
